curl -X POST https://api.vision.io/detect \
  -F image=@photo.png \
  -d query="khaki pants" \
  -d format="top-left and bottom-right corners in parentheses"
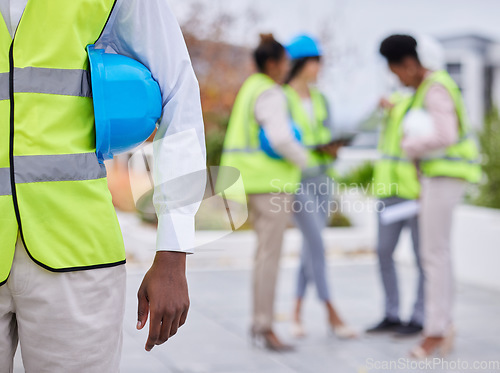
top-left (0, 237), bottom-right (126, 373)
top-left (420, 177), bottom-right (466, 337)
top-left (249, 193), bottom-right (291, 332)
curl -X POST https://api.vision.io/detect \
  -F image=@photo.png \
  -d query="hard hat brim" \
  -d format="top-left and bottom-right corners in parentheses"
top-left (87, 45), bottom-right (113, 161)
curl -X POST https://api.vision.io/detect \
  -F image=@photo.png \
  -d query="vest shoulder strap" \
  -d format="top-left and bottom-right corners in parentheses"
top-left (412, 70), bottom-right (469, 136)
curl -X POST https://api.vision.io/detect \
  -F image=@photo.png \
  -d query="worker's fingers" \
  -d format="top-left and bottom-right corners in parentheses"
top-left (136, 288), bottom-right (149, 331)
top-left (153, 301), bottom-right (188, 345)
top-left (168, 313), bottom-right (183, 339)
top-left (179, 307), bottom-right (189, 328)
top-left (158, 315), bottom-right (174, 344)
top-left (145, 305), bottom-right (161, 352)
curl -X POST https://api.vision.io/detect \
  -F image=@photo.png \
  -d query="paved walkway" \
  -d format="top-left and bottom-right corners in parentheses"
top-left (117, 262), bottom-right (500, 373)
top-left (13, 212), bottom-right (500, 372)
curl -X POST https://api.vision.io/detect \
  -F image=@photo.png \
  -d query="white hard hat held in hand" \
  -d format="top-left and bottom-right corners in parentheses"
top-left (403, 108), bottom-right (446, 158)
top-left (403, 109), bottom-right (435, 138)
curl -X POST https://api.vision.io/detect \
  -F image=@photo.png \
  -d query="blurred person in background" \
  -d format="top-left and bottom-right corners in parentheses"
top-left (366, 91), bottom-right (424, 337)
top-left (379, 34), bottom-right (481, 358)
top-left (283, 34), bottom-right (357, 340)
top-left (220, 34), bottom-right (308, 351)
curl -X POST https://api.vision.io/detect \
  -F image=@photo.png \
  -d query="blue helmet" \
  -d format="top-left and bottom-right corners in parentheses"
top-left (87, 45), bottom-right (162, 161)
top-left (286, 34), bottom-right (322, 60)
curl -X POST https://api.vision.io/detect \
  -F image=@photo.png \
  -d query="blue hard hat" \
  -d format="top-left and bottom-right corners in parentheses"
top-left (259, 122), bottom-right (302, 159)
top-left (87, 45), bottom-right (162, 161)
top-left (286, 34), bottom-right (322, 60)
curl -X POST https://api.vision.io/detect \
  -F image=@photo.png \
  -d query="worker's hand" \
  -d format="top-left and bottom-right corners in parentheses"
top-left (137, 251), bottom-right (189, 352)
top-left (316, 142), bottom-right (343, 158)
top-left (379, 97), bottom-right (394, 110)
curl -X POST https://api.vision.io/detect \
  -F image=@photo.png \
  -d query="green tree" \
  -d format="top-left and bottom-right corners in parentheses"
top-left (204, 113), bottom-right (228, 166)
top-left (475, 108), bottom-right (500, 209)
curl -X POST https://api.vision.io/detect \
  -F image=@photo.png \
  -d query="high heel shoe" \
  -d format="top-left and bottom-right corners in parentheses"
top-left (250, 329), bottom-right (295, 352)
top-left (410, 328), bottom-right (455, 359)
top-left (291, 321), bottom-right (307, 338)
top-left (330, 324), bottom-right (359, 340)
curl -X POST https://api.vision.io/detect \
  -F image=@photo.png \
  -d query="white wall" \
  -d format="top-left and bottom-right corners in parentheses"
top-left (395, 205), bottom-right (500, 291)
top-left (488, 45), bottom-right (500, 110)
top-left (463, 51), bottom-right (486, 128)
top-left (444, 49), bottom-right (485, 129)
top-left (492, 66), bottom-right (500, 110)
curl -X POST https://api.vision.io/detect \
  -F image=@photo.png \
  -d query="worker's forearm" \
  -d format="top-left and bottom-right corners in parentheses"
top-left (153, 251), bottom-right (187, 274)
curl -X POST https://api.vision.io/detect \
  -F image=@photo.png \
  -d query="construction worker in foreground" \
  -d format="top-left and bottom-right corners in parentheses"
top-left (0, 1), bottom-right (206, 371)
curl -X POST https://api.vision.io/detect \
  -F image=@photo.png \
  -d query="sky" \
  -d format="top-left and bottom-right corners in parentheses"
top-left (167, 0), bottom-right (500, 128)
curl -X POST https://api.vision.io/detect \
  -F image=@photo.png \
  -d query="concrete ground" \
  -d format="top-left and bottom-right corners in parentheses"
top-left (13, 211), bottom-right (500, 372)
top-left (119, 263), bottom-right (500, 373)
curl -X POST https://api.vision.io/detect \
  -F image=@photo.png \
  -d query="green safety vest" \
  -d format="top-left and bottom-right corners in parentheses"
top-left (411, 70), bottom-right (481, 183)
top-left (373, 95), bottom-right (421, 200)
top-left (0, 0), bottom-right (125, 285)
top-left (220, 73), bottom-right (301, 194)
top-left (283, 85), bottom-right (334, 177)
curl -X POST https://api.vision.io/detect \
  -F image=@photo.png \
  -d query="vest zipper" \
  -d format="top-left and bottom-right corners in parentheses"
top-left (8, 9), bottom-right (39, 264)
top-left (8, 40), bottom-right (29, 253)
top-left (0, 8), bottom-right (25, 286)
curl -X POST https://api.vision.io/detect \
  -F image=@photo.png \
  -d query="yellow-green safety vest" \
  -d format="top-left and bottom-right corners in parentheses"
top-left (373, 94), bottom-right (421, 200)
top-left (283, 85), bottom-right (335, 178)
top-left (220, 73), bottom-right (301, 194)
top-left (411, 70), bottom-right (481, 183)
top-left (0, 0), bottom-right (126, 286)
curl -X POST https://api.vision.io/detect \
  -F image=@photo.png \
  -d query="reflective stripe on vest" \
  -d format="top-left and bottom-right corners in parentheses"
top-left (380, 154), bottom-right (411, 162)
top-left (421, 156), bottom-right (480, 164)
top-left (0, 72), bottom-right (7, 100)
top-left (0, 68), bottom-right (91, 100)
top-left (222, 147), bottom-right (260, 154)
top-left (381, 154), bottom-right (480, 164)
top-left (0, 168), bottom-right (10, 195)
top-left (223, 144), bottom-right (318, 154)
top-left (0, 153), bottom-right (106, 196)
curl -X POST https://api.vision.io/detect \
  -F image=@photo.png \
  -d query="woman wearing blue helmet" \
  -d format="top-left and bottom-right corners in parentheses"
top-left (284, 34), bottom-right (357, 339)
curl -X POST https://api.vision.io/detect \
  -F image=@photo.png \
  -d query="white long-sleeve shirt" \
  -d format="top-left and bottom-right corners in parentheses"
top-left (0, 0), bottom-right (206, 254)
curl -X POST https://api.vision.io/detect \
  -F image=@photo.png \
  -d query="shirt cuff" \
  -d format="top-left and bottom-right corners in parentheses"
top-left (156, 213), bottom-right (195, 254)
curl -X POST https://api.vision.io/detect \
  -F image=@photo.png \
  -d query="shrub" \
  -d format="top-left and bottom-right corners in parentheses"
top-left (328, 210), bottom-right (352, 227)
top-left (335, 161), bottom-right (375, 193)
top-left (205, 112), bottom-right (229, 166)
top-left (474, 108), bottom-right (500, 209)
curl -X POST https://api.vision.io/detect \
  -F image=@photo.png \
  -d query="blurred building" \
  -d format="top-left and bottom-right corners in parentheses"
top-left (440, 34), bottom-right (500, 129)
